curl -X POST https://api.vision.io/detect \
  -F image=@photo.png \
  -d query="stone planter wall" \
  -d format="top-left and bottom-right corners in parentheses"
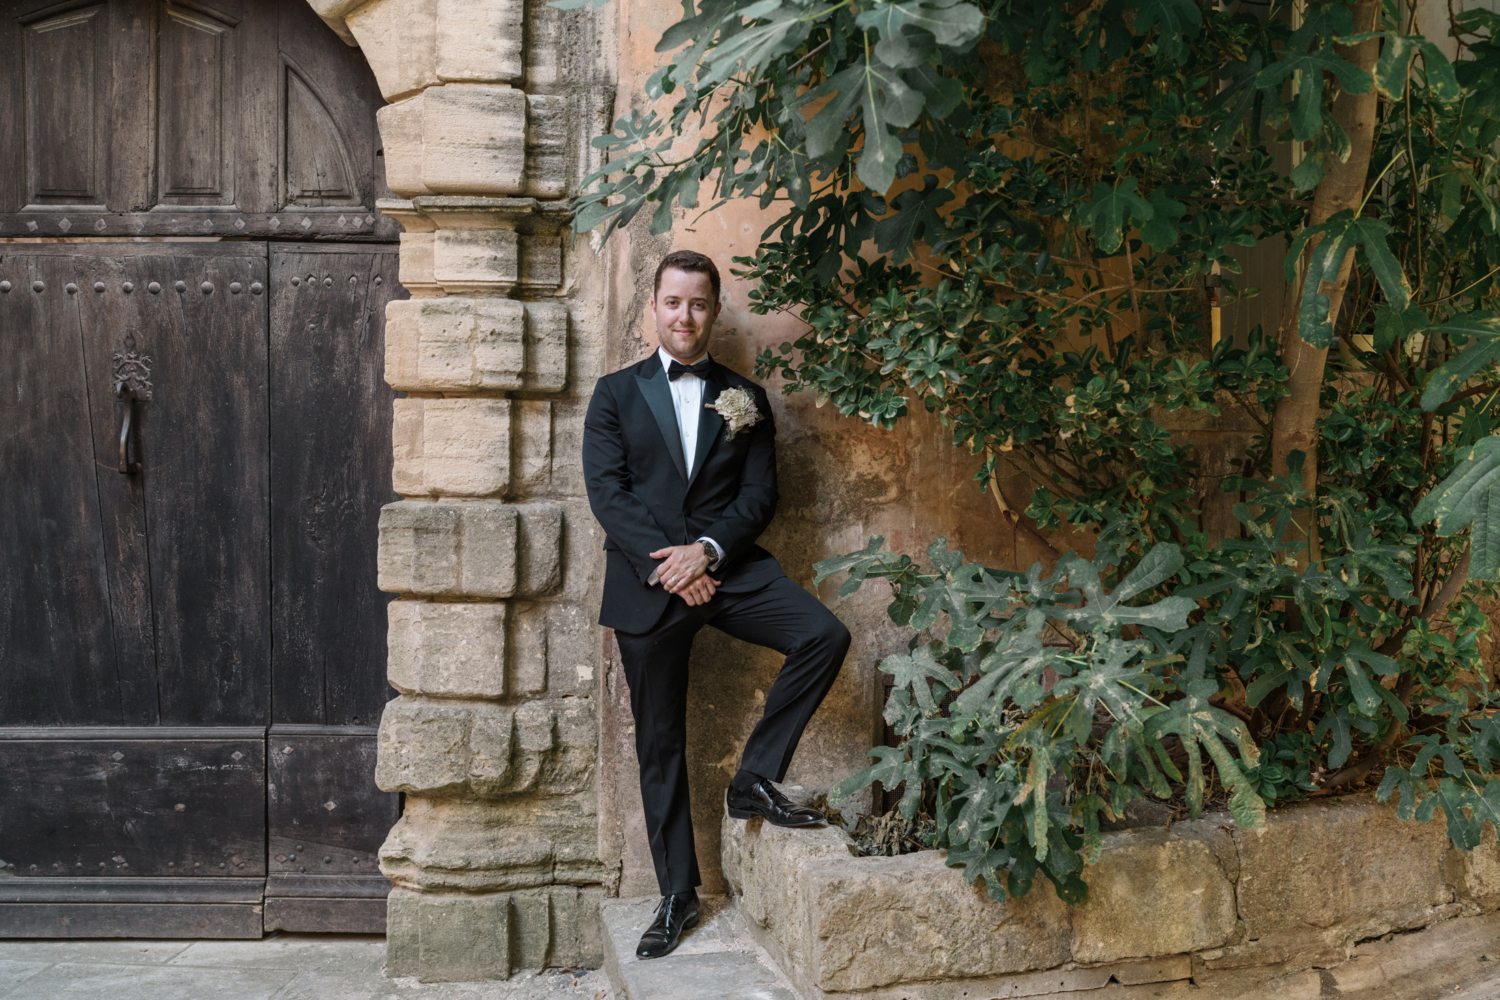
top-left (722, 794), bottom-right (1500, 998)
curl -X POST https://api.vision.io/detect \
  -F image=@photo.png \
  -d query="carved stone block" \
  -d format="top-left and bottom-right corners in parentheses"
top-left (518, 234), bottom-right (563, 291)
top-left (376, 695), bottom-right (597, 798)
top-left (421, 84), bottom-right (527, 195)
top-left (393, 397), bottom-right (511, 497)
top-left (376, 94), bottom-right (430, 198)
top-left (386, 888), bottom-right (512, 981)
top-left (433, 229), bottom-right (519, 294)
top-left (385, 884), bottom-right (603, 980)
top-left (375, 698), bottom-right (512, 796)
top-left (523, 301), bottom-right (568, 391)
top-left (386, 297), bottom-right (525, 392)
top-left (509, 600), bottom-right (597, 697)
top-left (510, 400), bottom-right (552, 496)
top-left (436, 0), bottom-right (524, 84)
top-left (398, 232), bottom-right (440, 296)
top-left (380, 794), bottom-right (604, 891)
top-left (378, 499), bottom-right (561, 598)
top-left (512, 502), bottom-right (564, 595)
top-left (385, 299), bottom-right (567, 393)
top-left (346, 0), bottom-right (441, 101)
top-left (523, 94), bottom-right (569, 199)
top-left (388, 600), bottom-right (508, 699)
top-left (378, 500), bottom-right (512, 597)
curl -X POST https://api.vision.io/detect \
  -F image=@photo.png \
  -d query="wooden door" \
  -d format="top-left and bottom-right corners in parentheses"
top-left (0, 242), bottom-right (402, 938)
top-left (0, 0), bottom-right (401, 939)
top-left (0, 244), bottom-right (273, 937)
top-left (264, 245), bottom-right (402, 934)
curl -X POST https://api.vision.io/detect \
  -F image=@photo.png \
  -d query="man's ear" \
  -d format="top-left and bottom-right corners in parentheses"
top-left (713, 300), bottom-right (722, 318)
top-left (648, 296), bottom-right (658, 319)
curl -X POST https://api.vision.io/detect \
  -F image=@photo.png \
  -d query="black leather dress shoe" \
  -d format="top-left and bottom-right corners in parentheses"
top-left (636, 890), bottom-right (699, 959)
top-left (726, 779), bottom-right (825, 827)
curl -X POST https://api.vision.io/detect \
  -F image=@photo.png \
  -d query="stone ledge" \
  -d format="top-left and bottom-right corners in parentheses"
top-left (721, 795), bottom-right (1500, 997)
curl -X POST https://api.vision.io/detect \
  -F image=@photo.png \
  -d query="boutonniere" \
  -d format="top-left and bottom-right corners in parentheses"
top-left (706, 386), bottom-right (763, 439)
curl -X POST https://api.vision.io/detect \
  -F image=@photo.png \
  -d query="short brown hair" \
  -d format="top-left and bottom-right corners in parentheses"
top-left (653, 250), bottom-right (720, 303)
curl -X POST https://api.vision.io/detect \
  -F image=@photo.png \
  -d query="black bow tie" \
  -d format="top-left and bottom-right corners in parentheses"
top-left (667, 358), bottom-right (713, 381)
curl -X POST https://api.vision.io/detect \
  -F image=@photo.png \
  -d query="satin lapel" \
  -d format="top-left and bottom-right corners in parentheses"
top-left (687, 369), bottom-right (727, 490)
top-left (636, 366), bottom-right (689, 484)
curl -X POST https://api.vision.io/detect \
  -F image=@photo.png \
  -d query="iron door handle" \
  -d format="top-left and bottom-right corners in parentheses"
top-left (115, 383), bottom-right (141, 475)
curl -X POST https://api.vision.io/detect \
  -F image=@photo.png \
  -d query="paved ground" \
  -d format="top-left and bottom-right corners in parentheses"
top-left (0, 936), bottom-right (614, 1000)
top-left (13, 910), bottom-right (1500, 1000)
top-left (601, 896), bottom-right (796, 1000)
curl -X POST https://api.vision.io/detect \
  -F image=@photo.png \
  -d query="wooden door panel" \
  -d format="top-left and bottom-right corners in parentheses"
top-left (22, 6), bottom-right (107, 206)
top-left (267, 726), bottom-right (396, 878)
top-left (70, 254), bottom-right (159, 724)
top-left (263, 725), bottom-right (395, 933)
top-left (73, 246), bottom-right (273, 725)
top-left (0, 729), bottom-right (267, 877)
top-left (270, 246), bottom-right (401, 727)
top-left (157, 5), bottom-right (236, 205)
top-left (0, 254), bottom-right (120, 725)
top-left (0, 0), bottom-right (393, 237)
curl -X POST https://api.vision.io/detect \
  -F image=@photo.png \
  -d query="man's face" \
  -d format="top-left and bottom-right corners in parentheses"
top-left (650, 267), bottom-right (720, 363)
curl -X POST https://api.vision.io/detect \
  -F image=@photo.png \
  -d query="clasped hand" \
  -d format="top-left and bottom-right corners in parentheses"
top-left (649, 544), bottom-right (720, 606)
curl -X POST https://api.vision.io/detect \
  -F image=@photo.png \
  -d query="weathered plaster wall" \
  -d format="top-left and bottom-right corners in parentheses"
top-left (594, 0), bottom-right (1057, 898)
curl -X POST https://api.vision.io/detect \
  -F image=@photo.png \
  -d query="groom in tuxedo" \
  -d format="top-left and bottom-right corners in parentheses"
top-left (583, 250), bottom-right (851, 959)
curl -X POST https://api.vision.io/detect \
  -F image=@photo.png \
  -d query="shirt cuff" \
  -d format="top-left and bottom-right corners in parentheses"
top-left (647, 567), bottom-right (661, 586)
top-left (698, 536), bottom-right (725, 571)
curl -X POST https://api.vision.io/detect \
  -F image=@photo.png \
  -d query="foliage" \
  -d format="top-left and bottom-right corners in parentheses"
top-left (568, 0), bottom-right (1500, 901)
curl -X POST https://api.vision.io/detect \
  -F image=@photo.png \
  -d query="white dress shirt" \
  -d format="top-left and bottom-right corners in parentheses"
top-left (661, 346), bottom-right (706, 472)
top-left (647, 346), bottom-right (724, 586)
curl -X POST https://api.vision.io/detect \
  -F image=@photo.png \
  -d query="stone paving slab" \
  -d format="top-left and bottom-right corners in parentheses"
top-left (0, 939), bottom-right (192, 966)
top-left (167, 937), bottom-right (388, 972)
top-left (0, 960), bottom-right (50, 995)
top-left (0, 934), bottom-right (613, 1000)
top-left (0, 961), bottom-right (301, 999)
top-left (601, 897), bottom-right (796, 1000)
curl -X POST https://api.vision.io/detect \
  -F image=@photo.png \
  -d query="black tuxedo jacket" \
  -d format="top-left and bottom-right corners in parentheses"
top-left (582, 354), bottom-right (785, 634)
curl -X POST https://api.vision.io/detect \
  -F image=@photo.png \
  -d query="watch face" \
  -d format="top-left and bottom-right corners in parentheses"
top-left (702, 541), bottom-right (715, 559)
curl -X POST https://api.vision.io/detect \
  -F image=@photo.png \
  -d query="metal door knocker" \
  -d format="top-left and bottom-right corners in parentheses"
top-left (112, 332), bottom-right (152, 475)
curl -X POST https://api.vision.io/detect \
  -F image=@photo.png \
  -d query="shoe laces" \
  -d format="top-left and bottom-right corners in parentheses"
top-left (656, 892), bottom-right (691, 916)
top-left (758, 780), bottom-right (794, 808)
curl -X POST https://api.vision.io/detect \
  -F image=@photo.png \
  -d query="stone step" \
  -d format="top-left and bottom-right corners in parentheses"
top-left (601, 896), bottom-right (799, 1000)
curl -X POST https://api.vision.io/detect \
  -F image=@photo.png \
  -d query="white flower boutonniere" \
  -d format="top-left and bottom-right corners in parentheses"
top-left (706, 387), bottom-right (763, 439)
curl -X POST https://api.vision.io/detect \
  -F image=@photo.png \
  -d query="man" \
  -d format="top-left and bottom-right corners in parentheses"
top-left (583, 250), bottom-right (851, 960)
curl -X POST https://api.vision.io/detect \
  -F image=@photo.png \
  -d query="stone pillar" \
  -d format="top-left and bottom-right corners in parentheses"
top-left (308, 0), bottom-right (616, 982)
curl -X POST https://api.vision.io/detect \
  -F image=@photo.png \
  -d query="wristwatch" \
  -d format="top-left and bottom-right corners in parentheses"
top-left (701, 540), bottom-right (717, 563)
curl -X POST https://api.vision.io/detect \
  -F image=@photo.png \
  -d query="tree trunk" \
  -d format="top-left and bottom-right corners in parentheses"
top-left (1270, 0), bottom-right (1382, 569)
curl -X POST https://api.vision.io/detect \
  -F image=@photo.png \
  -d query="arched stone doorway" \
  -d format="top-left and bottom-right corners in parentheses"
top-left (0, 0), bottom-right (402, 936)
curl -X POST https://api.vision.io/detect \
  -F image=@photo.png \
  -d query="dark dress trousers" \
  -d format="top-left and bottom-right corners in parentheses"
top-left (583, 354), bottom-right (851, 895)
